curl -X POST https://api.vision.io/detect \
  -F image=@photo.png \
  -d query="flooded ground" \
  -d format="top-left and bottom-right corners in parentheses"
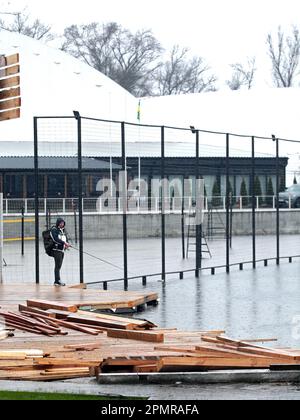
top-left (2, 236), bottom-right (300, 399)
top-left (2, 235), bottom-right (300, 348)
top-left (127, 262), bottom-right (300, 348)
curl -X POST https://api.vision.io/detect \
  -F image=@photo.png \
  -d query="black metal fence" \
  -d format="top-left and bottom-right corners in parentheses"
top-left (29, 113), bottom-right (300, 290)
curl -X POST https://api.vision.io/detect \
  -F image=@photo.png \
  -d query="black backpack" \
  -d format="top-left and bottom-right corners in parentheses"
top-left (42, 229), bottom-right (54, 256)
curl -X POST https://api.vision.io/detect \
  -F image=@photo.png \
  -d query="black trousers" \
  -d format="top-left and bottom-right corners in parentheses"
top-left (52, 251), bottom-right (65, 283)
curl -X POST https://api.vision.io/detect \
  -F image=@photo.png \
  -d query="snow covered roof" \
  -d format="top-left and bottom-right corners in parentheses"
top-left (140, 89), bottom-right (300, 142)
top-left (139, 88), bottom-right (300, 180)
top-left (0, 141), bottom-right (273, 158)
top-left (0, 30), bottom-right (137, 142)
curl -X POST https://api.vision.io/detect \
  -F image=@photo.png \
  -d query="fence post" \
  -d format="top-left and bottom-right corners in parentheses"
top-left (274, 135), bottom-right (280, 265)
top-left (161, 126), bottom-right (166, 282)
top-left (21, 207), bottom-right (25, 257)
top-left (34, 117), bottom-right (40, 285)
top-left (252, 136), bottom-right (256, 269)
top-left (226, 134), bottom-right (230, 274)
top-left (195, 129), bottom-right (202, 277)
top-left (121, 122), bottom-right (128, 290)
top-left (74, 112), bottom-right (84, 284)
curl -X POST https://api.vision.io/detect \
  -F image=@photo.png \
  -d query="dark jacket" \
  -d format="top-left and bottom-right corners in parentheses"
top-left (50, 219), bottom-right (68, 252)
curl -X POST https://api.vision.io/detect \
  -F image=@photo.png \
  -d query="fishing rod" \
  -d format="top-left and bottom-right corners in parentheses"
top-left (69, 245), bottom-right (127, 273)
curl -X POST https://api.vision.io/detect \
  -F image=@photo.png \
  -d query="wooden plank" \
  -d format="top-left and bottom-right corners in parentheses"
top-left (157, 356), bottom-right (300, 370)
top-left (215, 335), bottom-right (280, 351)
top-left (0, 108), bottom-right (20, 122)
top-left (0, 98), bottom-right (21, 111)
top-left (230, 345), bottom-right (298, 360)
top-left (0, 54), bottom-right (19, 68)
top-left (242, 338), bottom-right (278, 344)
top-left (106, 328), bottom-right (164, 343)
top-left (46, 319), bottom-right (99, 336)
top-left (67, 314), bottom-right (136, 330)
top-left (0, 65), bottom-right (20, 78)
top-left (42, 367), bottom-right (90, 375)
top-left (34, 358), bottom-right (101, 367)
top-left (27, 300), bottom-right (78, 313)
top-left (19, 305), bottom-right (56, 318)
top-left (46, 309), bottom-right (73, 320)
top-left (21, 311), bottom-right (99, 336)
top-left (77, 310), bottom-right (156, 329)
top-left (133, 364), bottom-right (160, 373)
top-left (64, 343), bottom-right (102, 351)
top-left (0, 87), bottom-right (20, 101)
top-left (0, 354), bottom-right (27, 360)
top-left (0, 311), bottom-right (59, 336)
top-left (102, 357), bottom-right (161, 367)
top-left (0, 76), bottom-right (20, 89)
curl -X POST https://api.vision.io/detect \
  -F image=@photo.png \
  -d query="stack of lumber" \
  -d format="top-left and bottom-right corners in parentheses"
top-left (0, 300), bottom-right (159, 339)
top-left (2, 298), bottom-right (300, 381)
top-left (0, 351), bottom-right (102, 381)
top-left (10, 300), bottom-right (158, 337)
top-left (99, 334), bottom-right (300, 374)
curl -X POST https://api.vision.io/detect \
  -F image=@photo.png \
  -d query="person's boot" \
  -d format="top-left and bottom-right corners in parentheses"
top-left (54, 280), bottom-right (66, 287)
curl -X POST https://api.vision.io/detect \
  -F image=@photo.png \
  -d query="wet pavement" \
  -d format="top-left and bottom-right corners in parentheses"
top-left (123, 262), bottom-right (300, 349)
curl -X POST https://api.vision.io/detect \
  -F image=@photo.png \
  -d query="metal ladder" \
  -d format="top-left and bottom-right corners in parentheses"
top-left (186, 213), bottom-right (212, 259)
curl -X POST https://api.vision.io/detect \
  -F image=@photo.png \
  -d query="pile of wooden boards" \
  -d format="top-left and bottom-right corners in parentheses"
top-left (1, 298), bottom-right (300, 381)
top-left (99, 334), bottom-right (300, 374)
top-left (0, 350), bottom-right (102, 381)
top-left (0, 299), bottom-right (158, 338)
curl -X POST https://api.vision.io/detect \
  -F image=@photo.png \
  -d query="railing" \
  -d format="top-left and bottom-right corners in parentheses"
top-left (1, 196), bottom-right (295, 215)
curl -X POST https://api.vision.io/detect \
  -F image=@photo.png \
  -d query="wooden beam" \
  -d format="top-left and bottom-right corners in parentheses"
top-left (0, 87), bottom-right (20, 101)
top-left (0, 76), bottom-right (20, 89)
top-left (0, 65), bottom-right (20, 78)
top-left (0, 98), bottom-right (21, 112)
top-left (0, 108), bottom-right (20, 122)
top-left (19, 305), bottom-right (55, 318)
top-left (77, 310), bottom-right (157, 329)
top-left (106, 328), bottom-right (164, 343)
top-left (34, 358), bottom-right (101, 368)
top-left (26, 299), bottom-right (78, 313)
top-left (158, 356), bottom-right (300, 370)
top-left (67, 314), bottom-right (136, 330)
top-left (0, 54), bottom-right (19, 68)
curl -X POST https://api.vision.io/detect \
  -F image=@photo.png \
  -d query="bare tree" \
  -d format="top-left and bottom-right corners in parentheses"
top-left (0, 11), bottom-right (54, 41)
top-left (61, 22), bottom-right (118, 71)
top-left (226, 57), bottom-right (256, 90)
top-left (61, 23), bottom-right (162, 96)
top-left (152, 45), bottom-right (217, 96)
top-left (267, 26), bottom-right (300, 87)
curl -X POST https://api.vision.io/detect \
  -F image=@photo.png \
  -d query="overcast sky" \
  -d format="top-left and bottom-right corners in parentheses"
top-left (2, 0), bottom-right (300, 87)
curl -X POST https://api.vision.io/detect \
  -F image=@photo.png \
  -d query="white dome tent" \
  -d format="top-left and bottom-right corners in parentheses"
top-left (0, 29), bottom-right (137, 144)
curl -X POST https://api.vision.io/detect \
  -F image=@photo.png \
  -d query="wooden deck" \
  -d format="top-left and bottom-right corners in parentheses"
top-left (0, 284), bottom-right (159, 312)
top-left (1, 296), bottom-right (300, 381)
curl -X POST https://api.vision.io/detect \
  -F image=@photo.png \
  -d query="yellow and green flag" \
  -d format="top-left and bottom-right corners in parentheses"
top-left (137, 100), bottom-right (141, 122)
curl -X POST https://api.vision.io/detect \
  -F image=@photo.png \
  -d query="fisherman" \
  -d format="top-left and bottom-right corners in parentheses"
top-left (50, 218), bottom-right (71, 287)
